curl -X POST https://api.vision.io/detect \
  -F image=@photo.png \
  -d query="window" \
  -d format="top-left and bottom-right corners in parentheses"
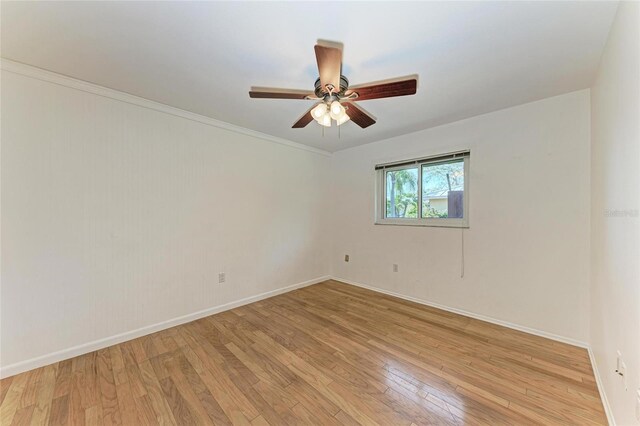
top-left (385, 167), bottom-right (419, 218)
top-left (376, 151), bottom-right (469, 227)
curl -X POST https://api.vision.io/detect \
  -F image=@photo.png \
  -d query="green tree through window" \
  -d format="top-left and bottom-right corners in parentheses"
top-left (386, 168), bottom-right (418, 218)
top-left (422, 160), bottom-right (464, 218)
top-left (376, 152), bottom-right (469, 227)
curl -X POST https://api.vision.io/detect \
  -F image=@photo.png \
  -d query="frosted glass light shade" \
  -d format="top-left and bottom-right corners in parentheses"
top-left (329, 101), bottom-right (345, 120)
top-left (312, 103), bottom-right (328, 119)
top-left (320, 114), bottom-right (332, 127)
top-left (337, 113), bottom-right (351, 126)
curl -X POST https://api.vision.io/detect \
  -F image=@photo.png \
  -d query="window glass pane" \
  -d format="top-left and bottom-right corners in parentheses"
top-left (385, 167), bottom-right (418, 218)
top-left (422, 160), bottom-right (464, 218)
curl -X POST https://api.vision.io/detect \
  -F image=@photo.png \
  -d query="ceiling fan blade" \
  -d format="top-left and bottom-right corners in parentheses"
top-left (346, 75), bottom-right (418, 101)
top-left (314, 40), bottom-right (343, 93)
top-left (292, 104), bottom-right (318, 128)
top-left (249, 87), bottom-right (315, 99)
top-left (344, 102), bottom-right (376, 128)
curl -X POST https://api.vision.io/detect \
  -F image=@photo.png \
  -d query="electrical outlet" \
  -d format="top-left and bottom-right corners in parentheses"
top-left (344, 254), bottom-right (349, 262)
top-left (218, 272), bottom-right (226, 284)
top-left (393, 264), bottom-right (398, 272)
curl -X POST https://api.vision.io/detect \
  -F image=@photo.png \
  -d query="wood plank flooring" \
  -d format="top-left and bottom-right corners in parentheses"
top-left (0, 280), bottom-right (607, 425)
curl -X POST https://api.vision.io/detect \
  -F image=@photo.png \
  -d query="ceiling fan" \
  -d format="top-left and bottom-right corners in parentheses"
top-left (249, 40), bottom-right (418, 129)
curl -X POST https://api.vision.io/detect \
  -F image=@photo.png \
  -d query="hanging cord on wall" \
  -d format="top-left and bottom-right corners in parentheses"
top-left (461, 227), bottom-right (465, 278)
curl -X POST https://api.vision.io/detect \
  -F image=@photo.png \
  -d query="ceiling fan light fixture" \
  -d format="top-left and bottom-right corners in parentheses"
top-left (329, 101), bottom-right (345, 120)
top-left (337, 113), bottom-right (351, 126)
top-left (319, 113), bottom-right (332, 127)
top-left (312, 103), bottom-right (328, 119)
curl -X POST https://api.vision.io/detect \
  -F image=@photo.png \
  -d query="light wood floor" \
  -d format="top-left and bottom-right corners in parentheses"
top-left (1, 280), bottom-right (607, 425)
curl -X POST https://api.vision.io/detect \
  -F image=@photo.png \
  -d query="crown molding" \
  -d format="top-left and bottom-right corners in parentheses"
top-left (0, 58), bottom-right (331, 157)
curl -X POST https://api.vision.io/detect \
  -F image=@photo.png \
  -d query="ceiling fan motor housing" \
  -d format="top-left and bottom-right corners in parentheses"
top-left (314, 75), bottom-right (349, 98)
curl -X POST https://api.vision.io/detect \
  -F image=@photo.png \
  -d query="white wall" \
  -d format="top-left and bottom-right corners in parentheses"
top-left (330, 90), bottom-right (591, 344)
top-left (590, 2), bottom-right (640, 424)
top-left (0, 68), bottom-right (331, 376)
top-left (3, 21), bottom-right (637, 426)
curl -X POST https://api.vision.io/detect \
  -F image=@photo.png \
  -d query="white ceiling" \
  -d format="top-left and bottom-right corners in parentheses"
top-left (1, 1), bottom-right (618, 152)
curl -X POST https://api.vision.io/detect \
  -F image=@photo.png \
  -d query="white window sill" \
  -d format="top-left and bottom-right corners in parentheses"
top-left (374, 219), bottom-right (469, 228)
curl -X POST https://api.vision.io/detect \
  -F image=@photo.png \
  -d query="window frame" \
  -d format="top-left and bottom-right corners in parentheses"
top-left (375, 153), bottom-right (470, 228)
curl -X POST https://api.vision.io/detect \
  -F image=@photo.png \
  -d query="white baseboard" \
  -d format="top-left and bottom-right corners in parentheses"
top-left (2, 275), bottom-right (615, 425)
top-left (0, 275), bottom-right (329, 379)
top-left (332, 276), bottom-right (620, 424)
top-left (588, 347), bottom-right (616, 425)
top-left (331, 276), bottom-right (589, 348)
